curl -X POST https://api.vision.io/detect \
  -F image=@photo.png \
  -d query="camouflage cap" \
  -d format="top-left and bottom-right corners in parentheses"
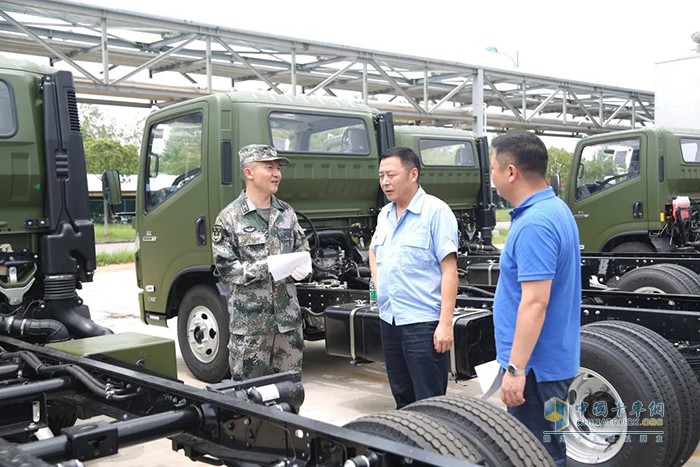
top-left (239, 144), bottom-right (290, 168)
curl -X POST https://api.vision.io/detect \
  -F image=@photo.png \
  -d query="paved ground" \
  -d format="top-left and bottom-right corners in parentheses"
top-left (75, 262), bottom-right (699, 466)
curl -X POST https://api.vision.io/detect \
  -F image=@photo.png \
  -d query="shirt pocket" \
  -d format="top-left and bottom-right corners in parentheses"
top-left (373, 232), bottom-right (387, 265)
top-left (238, 231), bottom-right (267, 262)
top-left (277, 228), bottom-right (294, 253)
top-left (399, 230), bottom-right (432, 267)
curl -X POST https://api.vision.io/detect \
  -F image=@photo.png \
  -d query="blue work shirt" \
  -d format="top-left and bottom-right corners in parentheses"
top-left (371, 187), bottom-right (458, 325)
top-left (493, 187), bottom-right (581, 382)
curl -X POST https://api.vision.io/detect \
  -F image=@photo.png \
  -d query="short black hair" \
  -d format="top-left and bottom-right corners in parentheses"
top-left (379, 146), bottom-right (421, 178)
top-left (491, 131), bottom-right (548, 178)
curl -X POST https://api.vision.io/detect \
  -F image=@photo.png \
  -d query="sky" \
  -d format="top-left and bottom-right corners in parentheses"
top-left (72, 0), bottom-right (700, 149)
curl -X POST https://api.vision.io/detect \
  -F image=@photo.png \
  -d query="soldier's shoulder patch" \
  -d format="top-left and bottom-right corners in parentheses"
top-left (243, 226), bottom-right (256, 233)
top-left (212, 224), bottom-right (224, 244)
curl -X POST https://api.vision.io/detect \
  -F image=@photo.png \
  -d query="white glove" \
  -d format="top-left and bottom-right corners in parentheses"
top-left (291, 265), bottom-right (312, 281)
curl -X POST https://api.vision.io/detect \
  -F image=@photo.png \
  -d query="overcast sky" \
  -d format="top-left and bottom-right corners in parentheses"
top-left (80, 0), bottom-right (700, 91)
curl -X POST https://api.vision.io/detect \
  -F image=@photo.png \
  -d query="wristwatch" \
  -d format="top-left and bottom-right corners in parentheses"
top-left (507, 363), bottom-right (526, 376)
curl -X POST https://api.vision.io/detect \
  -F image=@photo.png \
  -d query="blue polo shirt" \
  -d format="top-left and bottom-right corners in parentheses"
top-left (371, 187), bottom-right (458, 325)
top-left (493, 187), bottom-right (581, 381)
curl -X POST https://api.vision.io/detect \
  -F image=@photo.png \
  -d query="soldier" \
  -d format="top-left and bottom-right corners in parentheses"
top-left (212, 144), bottom-right (310, 382)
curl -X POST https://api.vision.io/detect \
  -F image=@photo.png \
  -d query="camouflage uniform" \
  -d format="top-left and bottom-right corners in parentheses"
top-left (213, 188), bottom-right (309, 381)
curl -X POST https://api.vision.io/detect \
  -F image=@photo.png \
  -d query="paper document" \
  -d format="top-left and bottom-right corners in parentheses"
top-left (475, 360), bottom-right (503, 399)
top-left (267, 251), bottom-right (312, 281)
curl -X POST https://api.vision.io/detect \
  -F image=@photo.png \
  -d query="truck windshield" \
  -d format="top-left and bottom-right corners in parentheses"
top-left (268, 112), bottom-right (370, 155)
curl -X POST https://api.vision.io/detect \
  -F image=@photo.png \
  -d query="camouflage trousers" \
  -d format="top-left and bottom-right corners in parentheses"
top-left (228, 326), bottom-right (304, 382)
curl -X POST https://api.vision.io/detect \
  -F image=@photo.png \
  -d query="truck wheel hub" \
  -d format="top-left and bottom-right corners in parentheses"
top-left (186, 305), bottom-right (220, 364)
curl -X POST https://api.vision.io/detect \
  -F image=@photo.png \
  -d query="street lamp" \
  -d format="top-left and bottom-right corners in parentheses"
top-left (485, 46), bottom-right (519, 68)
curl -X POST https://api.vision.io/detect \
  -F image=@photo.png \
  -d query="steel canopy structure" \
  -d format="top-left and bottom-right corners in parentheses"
top-left (0, 0), bottom-right (654, 136)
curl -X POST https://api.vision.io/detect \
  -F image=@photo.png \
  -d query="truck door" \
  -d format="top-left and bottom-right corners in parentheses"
top-left (136, 105), bottom-right (209, 319)
top-left (567, 135), bottom-right (648, 251)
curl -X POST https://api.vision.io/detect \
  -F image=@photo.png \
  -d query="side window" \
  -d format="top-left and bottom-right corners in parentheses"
top-left (574, 138), bottom-right (640, 201)
top-left (145, 112), bottom-right (203, 211)
top-left (418, 139), bottom-right (476, 166)
top-left (268, 112), bottom-right (370, 155)
top-left (0, 80), bottom-right (17, 138)
top-left (680, 138), bottom-right (700, 163)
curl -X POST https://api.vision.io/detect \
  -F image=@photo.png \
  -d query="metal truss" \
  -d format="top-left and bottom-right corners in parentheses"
top-left (0, 0), bottom-right (654, 136)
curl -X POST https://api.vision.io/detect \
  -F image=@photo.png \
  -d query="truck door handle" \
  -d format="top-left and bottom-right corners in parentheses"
top-left (633, 201), bottom-right (644, 219)
top-left (196, 215), bottom-right (207, 246)
top-left (573, 213), bottom-right (590, 219)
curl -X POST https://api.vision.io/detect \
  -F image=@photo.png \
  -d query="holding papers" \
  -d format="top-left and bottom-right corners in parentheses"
top-left (267, 251), bottom-right (312, 281)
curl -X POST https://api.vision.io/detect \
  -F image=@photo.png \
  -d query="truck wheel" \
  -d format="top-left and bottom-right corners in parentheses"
top-left (585, 321), bottom-right (700, 466)
top-left (567, 328), bottom-right (679, 466)
top-left (650, 263), bottom-right (700, 294)
top-left (402, 395), bottom-right (555, 466)
top-left (46, 400), bottom-right (77, 434)
top-left (611, 241), bottom-right (654, 253)
top-left (344, 410), bottom-right (480, 461)
top-left (177, 285), bottom-right (230, 383)
top-left (616, 265), bottom-right (697, 294)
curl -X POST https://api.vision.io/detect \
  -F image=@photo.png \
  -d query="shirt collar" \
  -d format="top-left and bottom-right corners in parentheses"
top-left (388, 186), bottom-right (426, 216)
top-left (509, 186), bottom-right (555, 220)
top-left (240, 191), bottom-right (285, 213)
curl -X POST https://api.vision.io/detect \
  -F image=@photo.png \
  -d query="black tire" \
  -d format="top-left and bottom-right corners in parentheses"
top-left (611, 241), bottom-right (654, 254)
top-left (649, 263), bottom-right (700, 295)
top-left (585, 321), bottom-right (700, 465)
top-left (616, 265), bottom-right (698, 294)
top-left (567, 328), bottom-right (680, 466)
top-left (403, 395), bottom-right (555, 466)
top-left (344, 410), bottom-right (481, 462)
top-left (177, 285), bottom-right (230, 383)
top-left (46, 400), bottom-right (77, 434)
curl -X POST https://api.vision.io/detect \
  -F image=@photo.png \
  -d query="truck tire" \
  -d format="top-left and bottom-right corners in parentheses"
top-left (344, 410), bottom-right (480, 462)
top-left (402, 395), bottom-right (555, 466)
top-left (611, 241), bottom-right (654, 254)
top-left (568, 328), bottom-right (679, 466)
top-left (615, 265), bottom-right (698, 294)
top-left (585, 321), bottom-right (700, 466)
top-left (177, 285), bottom-right (230, 383)
top-left (650, 263), bottom-right (700, 294)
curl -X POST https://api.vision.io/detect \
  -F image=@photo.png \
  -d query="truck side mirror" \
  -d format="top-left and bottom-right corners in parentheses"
top-left (550, 173), bottom-right (561, 196)
top-left (101, 169), bottom-right (122, 208)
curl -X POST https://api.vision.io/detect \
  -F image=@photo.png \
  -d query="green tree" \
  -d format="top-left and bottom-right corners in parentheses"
top-left (547, 147), bottom-right (573, 189)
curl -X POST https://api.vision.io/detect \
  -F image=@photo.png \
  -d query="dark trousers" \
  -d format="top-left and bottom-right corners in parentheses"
top-left (380, 319), bottom-right (449, 409)
top-left (507, 371), bottom-right (572, 467)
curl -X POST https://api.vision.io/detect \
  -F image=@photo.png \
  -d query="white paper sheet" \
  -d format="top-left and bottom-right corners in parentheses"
top-left (475, 359), bottom-right (502, 396)
top-left (267, 251), bottom-right (312, 281)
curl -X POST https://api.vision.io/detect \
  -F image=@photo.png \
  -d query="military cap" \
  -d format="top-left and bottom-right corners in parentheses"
top-left (239, 144), bottom-right (290, 168)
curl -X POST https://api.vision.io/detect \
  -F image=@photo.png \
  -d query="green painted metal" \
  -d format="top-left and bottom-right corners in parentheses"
top-left (47, 332), bottom-right (178, 379)
top-left (0, 61), bottom-right (46, 254)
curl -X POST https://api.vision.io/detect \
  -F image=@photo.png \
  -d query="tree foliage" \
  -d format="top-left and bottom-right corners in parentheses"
top-left (547, 147), bottom-right (574, 189)
top-left (80, 105), bottom-right (141, 177)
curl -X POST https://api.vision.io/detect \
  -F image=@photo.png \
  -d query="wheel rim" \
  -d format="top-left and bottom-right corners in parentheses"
top-left (185, 305), bottom-right (220, 363)
top-left (631, 286), bottom-right (666, 294)
top-left (565, 367), bottom-right (628, 464)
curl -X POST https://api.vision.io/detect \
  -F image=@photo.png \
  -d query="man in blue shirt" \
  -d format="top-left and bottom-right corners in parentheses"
top-left (491, 132), bottom-right (581, 466)
top-left (369, 147), bottom-right (459, 409)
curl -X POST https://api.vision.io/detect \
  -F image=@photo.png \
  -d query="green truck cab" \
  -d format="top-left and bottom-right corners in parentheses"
top-left (565, 128), bottom-right (700, 253)
top-left (0, 56), bottom-right (109, 342)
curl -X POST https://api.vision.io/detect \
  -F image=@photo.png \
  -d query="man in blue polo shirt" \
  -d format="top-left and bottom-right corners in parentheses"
top-left (490, 132), bottom-right (581, 466)
top-left (369, 146), bottom-right (459, 409)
